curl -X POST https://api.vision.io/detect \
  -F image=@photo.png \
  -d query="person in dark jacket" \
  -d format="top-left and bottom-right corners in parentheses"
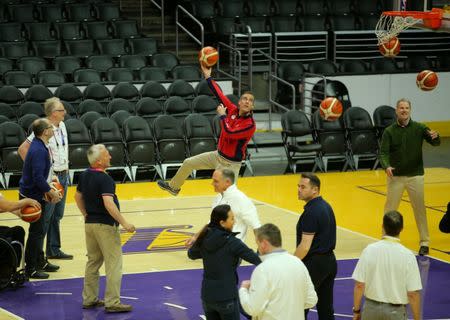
top-left (188, 204), bottom-right (261, 320)
top-left (439, 202), bottom-right (450, 233)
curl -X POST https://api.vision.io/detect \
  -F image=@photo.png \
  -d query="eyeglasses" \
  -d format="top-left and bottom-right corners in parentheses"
top-left (54, 109), bottom-right (66, 112)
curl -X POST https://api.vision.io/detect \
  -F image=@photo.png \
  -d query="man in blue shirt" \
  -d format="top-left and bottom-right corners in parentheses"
top-left (295, 173), bottom-right (337, 320)
top-left (20, 119), bottom-right (62, 279)
top-left (75, 144), bottom-right (135, 313)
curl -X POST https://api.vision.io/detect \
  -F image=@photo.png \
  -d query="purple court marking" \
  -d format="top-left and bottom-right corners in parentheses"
top-left (0, 258), bottom-right (449, 320)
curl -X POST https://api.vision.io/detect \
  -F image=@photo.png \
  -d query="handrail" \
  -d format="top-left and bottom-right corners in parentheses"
top-left (175, 5), bottom-right (204, 57)
top-left (302, 72), bottom-right (327, 112)
top-left (150, 0), bottom-right (165, 45)
top-left (217, 41), bottom-right (242, 97)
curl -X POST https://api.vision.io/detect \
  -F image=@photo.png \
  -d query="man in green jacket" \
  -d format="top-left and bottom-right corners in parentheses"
top-left (380, 98), bottom-right (440, 256)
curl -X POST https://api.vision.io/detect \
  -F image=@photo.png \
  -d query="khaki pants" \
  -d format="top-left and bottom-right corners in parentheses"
top-left (83, 223), bottom-right (123, 308)
top-left (384, 175), bottom-right (429, 246)
top-left (169, 151), bottom-right (242, 190)
top-left (362, 299), bottom-right (407, 320)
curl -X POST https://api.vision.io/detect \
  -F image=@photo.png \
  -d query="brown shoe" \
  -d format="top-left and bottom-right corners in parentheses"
top-left (105, 303), bottom-right (132, 313)
top-left (83, 300), bottom-right (105, 309)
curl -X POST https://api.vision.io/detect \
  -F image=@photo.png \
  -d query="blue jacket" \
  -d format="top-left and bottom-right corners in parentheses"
top-left (188, 225), bottom-right (261, 302)
top-left (19, 138), bottom-right (51, 201)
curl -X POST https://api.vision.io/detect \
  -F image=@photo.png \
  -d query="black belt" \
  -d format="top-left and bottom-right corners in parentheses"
top-left (366, 298), bottom-right (405, 307)
top-left (54, 170), bottom-right (68, 174)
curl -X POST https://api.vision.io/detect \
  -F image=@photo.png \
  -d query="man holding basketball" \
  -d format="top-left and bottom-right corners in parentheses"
top-left (157, 61), bottom-right (256, 196)
top-left (380, 98), bottom-right (440, 256)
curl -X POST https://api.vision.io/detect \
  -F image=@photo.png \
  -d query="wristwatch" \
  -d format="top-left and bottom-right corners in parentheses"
top-left (352, 307), bottom-right (361, 314)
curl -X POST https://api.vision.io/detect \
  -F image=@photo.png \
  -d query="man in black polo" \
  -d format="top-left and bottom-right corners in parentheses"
top-left (295, 173), bottom-right (337, 320)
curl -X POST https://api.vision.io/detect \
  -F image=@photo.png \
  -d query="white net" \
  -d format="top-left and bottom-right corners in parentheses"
top-left (375, 14), bottom-right (421, 45)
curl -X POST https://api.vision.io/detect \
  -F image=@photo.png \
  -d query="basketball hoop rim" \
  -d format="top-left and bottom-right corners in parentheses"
top-left (381, 8), bottom-right (443, 19)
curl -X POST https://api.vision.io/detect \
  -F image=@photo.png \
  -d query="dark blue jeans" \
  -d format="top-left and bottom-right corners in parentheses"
top-left (202, 299), bottom-right (240, 320)
top-left (22, 197), bottom-right (46, 273)
top-left (45, 172), bottom-right (69, 256)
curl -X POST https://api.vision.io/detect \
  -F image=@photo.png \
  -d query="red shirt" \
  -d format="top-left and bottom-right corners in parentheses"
top-left (207, 78), bottom-right (256, 162)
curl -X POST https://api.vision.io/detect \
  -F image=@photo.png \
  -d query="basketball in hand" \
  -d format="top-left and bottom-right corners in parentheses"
top-left (199, 46), bottom-right (219, 68)
top-left (21, 206), bottom-right (41, 223)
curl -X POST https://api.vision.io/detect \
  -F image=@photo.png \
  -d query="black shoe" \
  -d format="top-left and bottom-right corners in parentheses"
top-left (157, 180), bottom-right (180, 196)
top-left (40, 261), bottom-right (60, 272)
top-left (419, 246), bottom-right (429, 256)
top-left (28, 270), bottom-right (49, 279)
top-left (48, 251), bottom-right (74, 260)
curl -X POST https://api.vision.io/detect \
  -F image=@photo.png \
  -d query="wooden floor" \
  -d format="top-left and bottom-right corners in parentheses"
top-left (1, 167), bottom-right (449, 280)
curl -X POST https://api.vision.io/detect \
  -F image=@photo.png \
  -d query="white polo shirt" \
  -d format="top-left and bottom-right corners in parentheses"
top-left (27, 121), bottom-right (69, 172)
top-left (212, 184), bottom-right (261, 241)
top-left (239, 250), bottom-right (317, 320)
top-left (352, 236), bottom-right (422, 304)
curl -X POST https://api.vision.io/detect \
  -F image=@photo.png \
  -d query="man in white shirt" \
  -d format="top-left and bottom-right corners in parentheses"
top-left (352, 211), bottom-right (422, 320)
top-left (211, 167), bottom-right (261, 242)
top-left (186, 167), bottom-right (261, 247)
top-left (239, 223), bottom-right (318, 320)
top-left (18, 97), bottom-right (73, 260)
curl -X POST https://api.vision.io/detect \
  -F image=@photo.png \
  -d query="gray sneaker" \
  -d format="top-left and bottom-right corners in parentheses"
top-left (157, 180), bottom-right (180, 196)
top-left (105, 303), bottom-right (132, 313)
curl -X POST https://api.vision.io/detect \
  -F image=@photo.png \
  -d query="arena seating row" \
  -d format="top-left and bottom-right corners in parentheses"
top-left (0, 79), bottom-right (224, 107)
top-left (0, 2), bottom-right (121, 23)
top-left (281, 105), bottom-right (396, 173)
top-left (0, 112), bottom-right (230, 187)
top-left (0, 54), bottom-right (198, 85)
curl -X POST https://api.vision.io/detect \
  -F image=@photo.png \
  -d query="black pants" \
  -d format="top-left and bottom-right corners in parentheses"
top-left (20, 195), bottom-right (46, 274)
top-left (0, 226), bottom-right (25, 264)
top-left (202, 299), bottom-right (240, 320)
top-left (303, 252), bottom-right (337, 320)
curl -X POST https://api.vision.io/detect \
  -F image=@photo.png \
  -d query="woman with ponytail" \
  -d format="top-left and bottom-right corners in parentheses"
top-left (188, 204), bottom-right (261, 320)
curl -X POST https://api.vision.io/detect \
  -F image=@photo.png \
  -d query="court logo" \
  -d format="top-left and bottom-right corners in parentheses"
top-left (120, 225), bottom-right (194, 254)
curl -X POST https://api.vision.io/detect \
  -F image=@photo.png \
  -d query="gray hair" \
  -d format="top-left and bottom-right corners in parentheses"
top-left (216, 167), bottom-right (235, 184)
top-left (87, 144), bottom-right (106, 165)
top-left (44, 97), bottom-right (63, 116)
top-left (396, 98), bottom-right (411, 109)
top-left (32, 118), bottom-right (51, 137)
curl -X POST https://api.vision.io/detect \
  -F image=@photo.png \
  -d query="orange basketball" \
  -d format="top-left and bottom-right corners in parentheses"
top-left (20, 206), bottom-right (41, 223)
top-left (198, 46), bottom-right (219, 68)
top-left (416, 70), bottom-right (438, 91)
top-left (43, 181), bottom-right (64, 202)
top-left (379, 37), bottom-right (401, 58)
top-left (319, 97), bottom-right (343, 121)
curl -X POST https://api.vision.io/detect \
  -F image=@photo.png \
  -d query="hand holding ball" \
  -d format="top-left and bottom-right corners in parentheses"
top-left (198, 46), bottom-right (219, 68)
top-left (21, 206), bottom-right (41, 223)
top-left (44, 181), bottom-right (64, 203)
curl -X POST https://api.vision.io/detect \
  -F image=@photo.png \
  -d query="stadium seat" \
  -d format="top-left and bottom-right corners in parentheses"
top-left (0, 23), bottom-right (25, 42)
top-left (24, 22), bottom-right (54, 41)
top-left (328, 15), bottom-right (360, 31)
top-left (17, 57), bottom-right (47, 76)
top-left (153, 114), bottom-right (186, 179)
top-left (308, 59), bottom-right (338, 75)
top-left (107, 98), bottom-right (136, 116)
top-left (97, 38), bottom-right (127, 57)
top-left (32, 40), bottom-right (62, 58)
top-left (0, 122), bottom-right (26, 187)
top-left (151, 53), bottom-right (179, 73)
top-left (135, 97), bottom-right (163, 126)
top-left (195, 79), bottom-right (214, 97)
top-left (18, 113), bottom-right (39, 134)
top-left (139, 66), bottom-right (167, 81)
top-left (0, 86), bottom-right (25, 106)
top-left (119, 54), bottom-right (147, 71)
top-left (247, 0), bottom-right (273, 16)
top-left (8, 4), bottom-right (37, 23)
top-left (110, 110), bottom-right (132, 130)
top-left (373, 105), bottom-right (396, 140)
top-left (37, 3), bottom-right (65, 23)
top-left (106, 67), bottom-right (134, 82)
top-left (403, 55), bottom-right (432, 72)
top-left (83, 83), bottom-right (111, 106)
top-left (79, 111), bottom-right (103, 129)
top-left (94, 3), bottom-right (122, 21)
top-left (54, 56), bottom-right (81, 82)
top-left (301, 0), bottom-right (330, 15)
top-left (184, 113), bottom-right (216, 159)
top-left (111, 19), bottom-right (140, 39)
top-left (140, 81), bottom-right (167, 102)
top-left (78, 99), bottom-right (106, 116)
top-left (90, 117), bottom-right (132, 180)
top-left (0, 58), bottom-right (14, 79)
top-left (111, 82), bottom-right (139, 101)
top-left (239, 17), bottom-right (269, 33)
top-left (269, 16), bottom-right (299, 32)
top-left (66, 3), bottom-right (95, 22)
top-left (281, 109), bottom-right (323, 173)
top-left (163, 96), bottom-right (191, 120)
top-left (24, 85), bottom-right (53, 103)
top-left (167, 79), bottom-right (195, 99)
top-left (217, 0), bottom-right (245, 17)
top-left (86, 55), bottom-right (115, 77)
top-left (370, 58), bottom-right (399, 73)
top-left (343, 106), bottom-right (379, 169)
top-left (274, 0), bottom-right (300, 15)
top-left (65, 39), bottom-right (96, 58)
top-left (275, 61), bottom-right (305, 106)
top-left (192, 95), bottom-right (218, 121)
top-left (83, 21), bottom-right (111, 40)
top-left (123, 115), bottom-right (160, 180)
top-left (37, 71), bottom-right (65, 85)
top-left (4, 71), bottom-right (33, 86)
top-left (55, 21), bottom-right (83, 40)
top-left (65, 118), bottom-right (92, 182)
top-left (171, 65), bottom-right (201, 81)
top-left (128, 37), bottom-right (158, 56)
top-left (73, 68), bottom-right (101, 83)
top-left (0, 103), bottom-right (17, 121)
top-left (54, 83), bottom-right (83, 108)
top-left (300, 15), bottom-right (328, 31)
top-left (17, 101), bottom-right (45, 118)
top-left (1, 41), bottom-right (30, 59)
top-left (338, 59), bottom-right (367, 73)
top-left (312, 110), bottom-right (350, 171)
